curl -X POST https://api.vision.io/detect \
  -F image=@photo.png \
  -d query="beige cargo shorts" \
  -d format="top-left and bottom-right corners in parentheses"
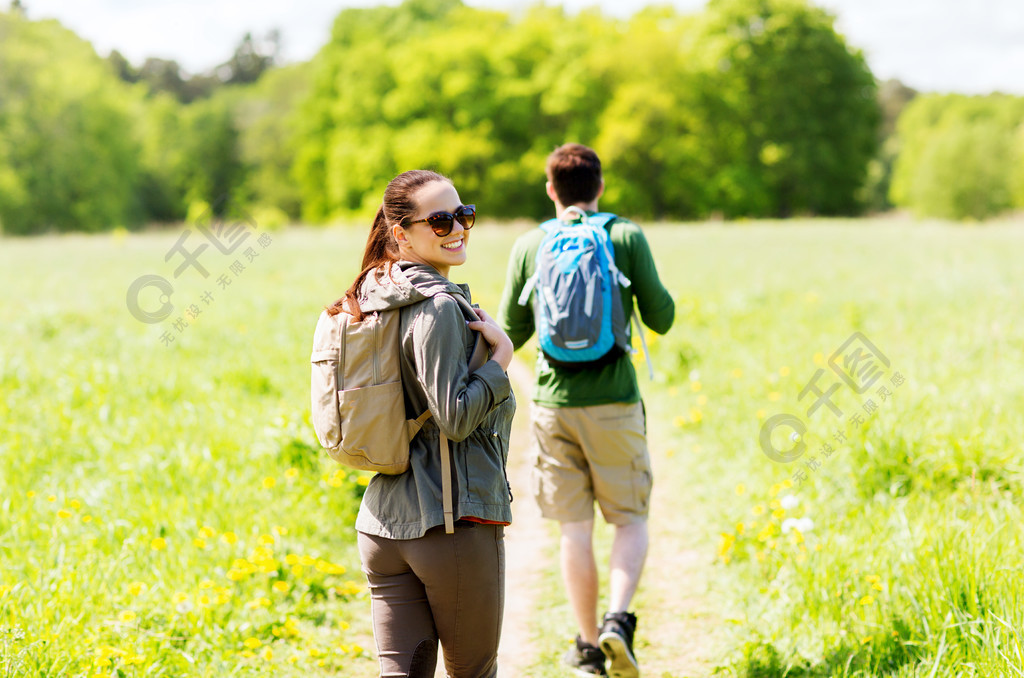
top-left (529, 401), bottom-right (652, 525)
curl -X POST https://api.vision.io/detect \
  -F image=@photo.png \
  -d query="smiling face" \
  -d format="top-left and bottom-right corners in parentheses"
top-left (392, 180), bottom-right (469, 279)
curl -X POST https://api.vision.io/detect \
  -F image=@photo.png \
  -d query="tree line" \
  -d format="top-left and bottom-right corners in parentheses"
top-left (0, 0), bottom-right (1015, 235)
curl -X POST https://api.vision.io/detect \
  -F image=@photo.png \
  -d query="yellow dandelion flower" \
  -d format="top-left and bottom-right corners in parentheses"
top-left (813, 352), bottom-right (825, 365)
top-left (782, 479), bottom-right (793, 489)
top-left (57, 509), bottom-right (71, 519)
top-left (755, 551), bottom-right (766, 562)
top-left (47, 495), bottom-right (57, 502)
top-left (756, 409), bottom-right (766, 419)
top-left (150, 537), bottom-right (167, 551)
top-left (126, 654), bottom-right (146, 665)
top-left (339, 621), bottom-right (350, 631)
top-left (690, 381), bottom-right (702, 392)
top-left (261, 648), bottom-right (274, 661)
top-left (327, 473), bottom-right (345, 488)
top-left (26, 490), bottom-right (37, 498)
top-left (194, 538), bottom-right (207, 549)
top-left (273, 525), bottom-right (289, 536)
top-left (672, 415), bottom-right (687, 427)
top-left (244, 637), bottom-right (262, 650)
top-left (198, 526), bottom-right (217, 539)
top-left (82, 515), bottom-right (93, 523)
top-left (69, 499), bottom-right (82, 510)
top-left (779, 366), bottom-right (790, 377)
top-left (273, 581), bottom-right (290, 593)
top-left (258, 534), bottom-right (275, 546)
top-left (221, 532), bottom-right (238, 545)
top-left (668, 386), bottom-right (678, 396)
top-left (317, 660), bottom-right (326, 667)
top-left (735, 522), bottom-right (745, 535)
top-left (127, 581), bottom-right (147, 596)
top-left (731, 368), bottom-right (743, 379)
top-left (172, 592), bottom-right (189, 605)
top-left (291, 565), bottom-right (304, 577)
top-left (262, 477), bottom-right (276, 489)
top-left (309, 647), bottom-right (323, 658)
top-left (285, 468), bottom-right (299, 479)
top-left (768, 391), bottom-right (781, 402)
top-left (861, 636), bottom-right (872, 645)
top-left (814, 543), bottom-right (823, 551)
top-left (865, 574), bottom-right (881, 584)
top-left (858, 595), bottom-right (874, 606)
top-left (287, 655), bottom-right (300, 664)
top-left (119, 610), bottom-right (137, 623)
top-left (772, 508), bottom-right (786, 520)
top-left (199, 579), bottom-right (215, 589)
top-left (873, 583), bottom-right (884, 591)
top-left (357, 475), bottom-right (371, 486)
top-left (697, 394), bottom-right (708, 406)
top-left (735, 483), bottom-right (746, 496)
top-left (751, 504), bottom-right (766, 516)
top-left (198, 594), bottom-right (211, 607)
top-left (718, 533), bottom-right (735, 561)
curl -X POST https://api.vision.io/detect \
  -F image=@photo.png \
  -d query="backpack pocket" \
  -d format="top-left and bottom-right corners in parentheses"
top-left (332, 380), bottom-right (411, 474)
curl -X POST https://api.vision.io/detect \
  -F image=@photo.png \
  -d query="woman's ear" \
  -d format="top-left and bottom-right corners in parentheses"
top-left (392, 223), bottom-right (407, 246)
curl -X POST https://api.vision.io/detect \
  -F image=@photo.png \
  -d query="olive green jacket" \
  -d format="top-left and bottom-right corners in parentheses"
top-left (353, 261), bottom-right (516, 539)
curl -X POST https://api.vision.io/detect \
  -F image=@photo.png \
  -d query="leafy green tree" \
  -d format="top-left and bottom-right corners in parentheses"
top-left (890, 94), bottom-right (1024, 220)
top-left (685, 0), bottom-right (880, 217)
top-left (0, 11), bottom-right (142, 233)
top-left (233, 62), bottom-right (311, 220)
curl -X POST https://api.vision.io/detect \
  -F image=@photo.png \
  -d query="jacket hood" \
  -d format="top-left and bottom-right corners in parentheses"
top-left (356, 261), bottom-right (469, 313)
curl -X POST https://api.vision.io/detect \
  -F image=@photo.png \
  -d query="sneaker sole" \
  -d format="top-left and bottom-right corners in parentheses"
top-left (599, 631), bottom-right (638, 678)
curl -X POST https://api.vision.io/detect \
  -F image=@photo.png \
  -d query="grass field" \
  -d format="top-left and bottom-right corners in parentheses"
top-left (2, 216), bottom-right (1023, 677)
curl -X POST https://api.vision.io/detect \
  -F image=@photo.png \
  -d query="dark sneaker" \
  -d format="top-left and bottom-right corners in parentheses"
top-left (563, 635), bottom-right (607, 676)
top-left (599, 612), bottom-right (639, 678)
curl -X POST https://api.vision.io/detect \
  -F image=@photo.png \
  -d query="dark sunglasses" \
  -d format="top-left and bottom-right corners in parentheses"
top-left (406, 204), bottom-right (476, 237)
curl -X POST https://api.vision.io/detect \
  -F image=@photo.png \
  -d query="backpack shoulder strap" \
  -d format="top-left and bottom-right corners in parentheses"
top-left (587, 212), bottom-right (618, 229)
top-left (538, 217), bottom-right (562, 234)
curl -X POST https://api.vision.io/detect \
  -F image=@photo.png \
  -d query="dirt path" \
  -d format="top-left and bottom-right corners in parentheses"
top-left (635, 427), bottom-right (728, 676)
top-left (495, 358), bottom-right (553, 678)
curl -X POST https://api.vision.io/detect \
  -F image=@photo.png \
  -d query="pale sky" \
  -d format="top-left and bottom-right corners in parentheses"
top-left (20, 0), bottom-right (1024, 95)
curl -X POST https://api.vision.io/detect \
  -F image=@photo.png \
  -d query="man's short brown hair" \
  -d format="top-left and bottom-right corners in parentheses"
top-left (546, 143), bottom-right (602, 207)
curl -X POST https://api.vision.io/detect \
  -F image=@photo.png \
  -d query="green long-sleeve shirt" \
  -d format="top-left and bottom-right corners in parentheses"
top-left (497, 215), bottom-right (675, 407)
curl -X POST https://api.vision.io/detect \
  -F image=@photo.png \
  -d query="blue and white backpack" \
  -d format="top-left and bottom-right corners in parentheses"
top-left (518, 207), bottom-right (650, 371)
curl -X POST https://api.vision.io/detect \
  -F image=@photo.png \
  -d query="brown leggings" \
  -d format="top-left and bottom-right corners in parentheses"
top-left (357, 522), bottom-right (505, 678)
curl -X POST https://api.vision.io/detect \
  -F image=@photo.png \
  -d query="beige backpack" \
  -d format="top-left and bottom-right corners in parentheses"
top-left (310, 294), bottom-right (486, 533)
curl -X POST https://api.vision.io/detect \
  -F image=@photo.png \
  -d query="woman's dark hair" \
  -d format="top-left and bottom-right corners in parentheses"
top-left (328, 170), bottom-right (450, 320)
top-left (546, 143), bottom-right (602, 207)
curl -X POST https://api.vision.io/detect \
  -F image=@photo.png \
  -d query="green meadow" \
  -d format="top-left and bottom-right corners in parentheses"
top-left (2, 217), bottom-right (1023, 676)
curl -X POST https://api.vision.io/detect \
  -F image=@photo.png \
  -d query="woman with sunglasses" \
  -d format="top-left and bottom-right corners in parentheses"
top-left (326, 169), bottom-right (515, 678)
